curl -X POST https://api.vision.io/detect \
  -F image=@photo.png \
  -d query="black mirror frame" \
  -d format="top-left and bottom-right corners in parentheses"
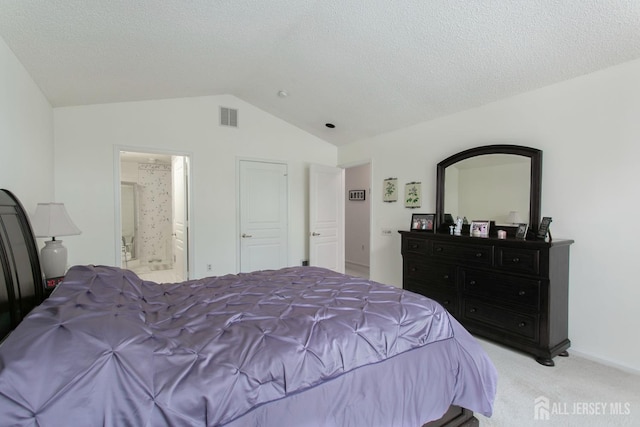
top-left (436, 144), bottom-right (542, 234)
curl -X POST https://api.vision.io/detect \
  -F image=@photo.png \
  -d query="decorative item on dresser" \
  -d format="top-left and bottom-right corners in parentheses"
top-left (411, 213), bottom-right (435, 231)
top-left (402, 144), bottom-right (574, 366)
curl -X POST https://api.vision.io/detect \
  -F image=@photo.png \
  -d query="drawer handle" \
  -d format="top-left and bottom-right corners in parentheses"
top-left (512, 257), bottom-right (520, 263)
top-left (469, 280), bottom-right (476, 285)
top-left (443, 274), bottom-right (449, 280)
top-left (518, 290), bottom-right (526, 296)
top-left (410, 267), bottom-right (417, 272)
top-left (443, 300), bottom-right (450, 305)
top-left (518, 322), bottom-right (526, 328)
top-left (435, 247), bottom-right (443, 252)
top-left (411, 244), bottom-right (419, 249)
top-left (469, 307), bottom-right (477, 313)
top-left (475, 252), bottom-right (483, 258)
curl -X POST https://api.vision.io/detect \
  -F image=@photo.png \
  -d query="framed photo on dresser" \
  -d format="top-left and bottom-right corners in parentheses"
top-left (515, 223), bottom-right (528, 239)
top-left (537, 217), bottom-right (553, 240)
top-left (411, 213), bottom-right (435, 231)
top-left (470, 220), bottom-right (490, 237)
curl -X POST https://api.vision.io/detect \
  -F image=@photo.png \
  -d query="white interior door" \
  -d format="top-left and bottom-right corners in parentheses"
top-left (239, 160), bottom-right (288, 272)
top-left (172, 156), bottom-right (188, 281)
top-left (309, 164), bottom-right (345, 273)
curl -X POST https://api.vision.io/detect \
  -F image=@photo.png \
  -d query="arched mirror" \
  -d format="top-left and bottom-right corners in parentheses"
top-left (436, 145), bottom-right (542, 234)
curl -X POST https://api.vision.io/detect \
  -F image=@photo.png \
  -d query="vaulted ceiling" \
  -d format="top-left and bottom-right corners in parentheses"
top-left (2, 1), bottom-right (639, 146)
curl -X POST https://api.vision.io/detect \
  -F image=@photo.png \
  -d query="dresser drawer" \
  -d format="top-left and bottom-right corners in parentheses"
top-left (462, 299), bottom-right (538, 341)
top-left (402, 237), bottom-right (430, 256)
top-left (427, 288), bottom-right (458, 315)
top-left (405, 259), bottom-right (456, 288)
top-left (496, 247), bottom-right (540, 275)
top-left (460, 269), bottom-right (541, 309)
top-left (405, 280), bottom-right (458, 315)
top-left (431, 241), bottom-right (493, 266)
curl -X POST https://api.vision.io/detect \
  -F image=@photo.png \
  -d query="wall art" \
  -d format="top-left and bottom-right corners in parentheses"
top-left (383, 178), bottom-right (397, 202)
top-left (404, 182), bottom-right (421, 208)
top-left (348, 189), bottom-right (366, 201)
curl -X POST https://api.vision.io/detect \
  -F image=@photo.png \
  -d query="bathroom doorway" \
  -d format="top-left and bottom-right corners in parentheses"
top-left (118, 150), bottom-right (191, 282)
top-left (344, 162), bottom-right (370, 279)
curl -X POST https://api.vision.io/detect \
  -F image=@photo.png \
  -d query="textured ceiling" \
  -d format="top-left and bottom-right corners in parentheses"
top-left (1, 1), bottom-right (640, 146)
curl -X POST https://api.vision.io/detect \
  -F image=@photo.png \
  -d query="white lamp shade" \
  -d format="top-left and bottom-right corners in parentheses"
top-left (31, 202), bottom-right (81, 279)
top-left (32, 203), bottom-right (81, 238)
top-left (506, 210), bottom-right (523, 224)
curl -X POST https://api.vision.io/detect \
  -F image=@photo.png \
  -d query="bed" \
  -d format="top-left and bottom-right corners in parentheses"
top-left (0, 189), bottom-right (496, 426)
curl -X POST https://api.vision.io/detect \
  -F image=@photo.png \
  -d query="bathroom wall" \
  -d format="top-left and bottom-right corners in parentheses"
top-left (120, 158), bottom-right (174, 269)
top-left (137, 162), bottom-right (173, 267)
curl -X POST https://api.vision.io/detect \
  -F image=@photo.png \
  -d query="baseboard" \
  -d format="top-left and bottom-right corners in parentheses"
top-left (345, 260), bottom-right (369, 269)
top-left (568, 348), bottom-right (640, 376)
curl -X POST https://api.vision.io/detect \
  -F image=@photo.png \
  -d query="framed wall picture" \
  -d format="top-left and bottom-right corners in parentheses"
top-left (470, 220), bottom-right (490, 237)
top-left (410, 213), bottom-right (435, 231)
top-left (404, 182), bottom-right (421, 208)
top-left (383, 178), bottom-right (397, 202)
top-left (348, 190), bottom-right (366, 201)
top-left (515, 223), bottom-right (528, 239)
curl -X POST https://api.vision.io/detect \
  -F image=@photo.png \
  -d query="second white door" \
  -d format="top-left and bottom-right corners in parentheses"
top-left (309, 164), bottom-right (345, 273)
top-left (172, 155), bottom-right (188, 281)
top-left (239, 160), bottom-right (288, 272)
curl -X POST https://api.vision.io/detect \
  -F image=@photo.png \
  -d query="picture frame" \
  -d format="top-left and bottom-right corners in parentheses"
top-left (537, 216), bottom-right (553, 240)
top-left (383, 178), bottom-right (397, 202)
top-left (515, 223), bottom-right (528, 239)
top-left (410, 213), bottom-right (435, 231)
top-left (404, 182), bottom-right (421, 208)
top-left (470, 220), bottom-right (490, 237)
top-left (348, 189), bottom-right (366, 201)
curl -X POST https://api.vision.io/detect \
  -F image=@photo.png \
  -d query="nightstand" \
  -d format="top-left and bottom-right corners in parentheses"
top-left (44, 276), bottom-right (64, 298)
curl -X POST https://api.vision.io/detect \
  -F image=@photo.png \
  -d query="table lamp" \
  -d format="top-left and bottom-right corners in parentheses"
top-left (506, 210), bottom-right (523, 225)
top-left (32, 203), bottom-right (81, 279)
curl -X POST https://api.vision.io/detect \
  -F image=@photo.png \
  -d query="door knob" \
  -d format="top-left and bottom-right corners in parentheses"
top-left (242, 233), bottom-right (252, 238)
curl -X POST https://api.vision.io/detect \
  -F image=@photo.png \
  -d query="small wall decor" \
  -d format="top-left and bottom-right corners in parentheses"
top-left (470, 220), bottom-right (490, 237)
top-left (404, 182), bottom-right (421, 208)
top-left (348, 189), bottom-right (366, 201)
top-left (411, 213), bottom-right (435, 231)
top-left (383, 178), bottom-right (397, 202)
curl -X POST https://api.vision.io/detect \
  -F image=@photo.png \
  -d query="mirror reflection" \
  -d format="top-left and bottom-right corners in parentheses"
top-left (444, 154), bottom-right (531, 225)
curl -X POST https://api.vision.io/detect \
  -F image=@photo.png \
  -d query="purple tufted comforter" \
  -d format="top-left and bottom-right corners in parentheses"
top-left (0, 265), bottom-right (496, 426)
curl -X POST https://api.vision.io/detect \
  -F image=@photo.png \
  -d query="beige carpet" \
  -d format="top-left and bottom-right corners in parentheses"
top-left (475, 338), bottom-right (639, 426)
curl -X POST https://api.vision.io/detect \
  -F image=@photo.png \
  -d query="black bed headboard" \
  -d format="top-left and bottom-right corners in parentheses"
top-left (0, 189), bottom-right (44, 340)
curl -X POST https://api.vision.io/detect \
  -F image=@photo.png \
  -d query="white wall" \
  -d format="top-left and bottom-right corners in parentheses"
top-left (53, 95), bottom-right (337, 278)
top-left (339, 58), bottom-right (640, 372)
top-left (0, 37), bottom-right (53, 209)
top-left (345, 163), bottom-right (370, 267)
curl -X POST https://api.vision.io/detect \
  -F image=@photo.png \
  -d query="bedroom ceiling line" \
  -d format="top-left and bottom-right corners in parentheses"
top-left (1, 0), bottom-right (639, 147)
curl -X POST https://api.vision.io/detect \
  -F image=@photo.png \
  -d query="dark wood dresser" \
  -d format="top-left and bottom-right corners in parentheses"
top-left (400, 230), bottom-right (573, 366)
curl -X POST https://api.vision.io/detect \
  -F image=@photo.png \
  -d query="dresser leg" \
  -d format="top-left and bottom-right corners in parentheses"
top-left (558, 351), bottom-right (569, 357)
top-left (535, 357), bottom-right (555, 367)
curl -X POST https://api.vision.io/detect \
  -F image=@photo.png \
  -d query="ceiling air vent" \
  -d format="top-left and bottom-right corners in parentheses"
top-left (220, 107), bottom-right (238, 128)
